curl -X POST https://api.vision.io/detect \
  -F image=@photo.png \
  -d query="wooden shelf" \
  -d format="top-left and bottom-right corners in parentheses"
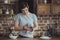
top-left (0, 3), bottom-right (16, 5)
top-left (0, 14), bottom-right (14, 16)
top-left (0, 28), bottom-right (4, 31)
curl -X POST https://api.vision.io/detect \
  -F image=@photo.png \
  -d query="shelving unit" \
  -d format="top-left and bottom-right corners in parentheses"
top-left (34, 0), bottom-right (60, 37)
top-left (0, 0), bottom-right (17, 34)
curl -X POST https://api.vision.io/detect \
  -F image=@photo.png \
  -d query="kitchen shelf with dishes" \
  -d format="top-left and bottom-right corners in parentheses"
top-left (0, 0), bottom-right (17, 35)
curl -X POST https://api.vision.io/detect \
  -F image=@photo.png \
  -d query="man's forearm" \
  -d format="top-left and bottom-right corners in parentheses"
top-left (14, 26), bottom-right (33, 32)
top-left (14, 26), bottom-right (24, 31)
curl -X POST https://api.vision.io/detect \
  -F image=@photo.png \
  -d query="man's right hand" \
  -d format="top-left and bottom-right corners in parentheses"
top-left (23, 26), bottom-right (33, 32)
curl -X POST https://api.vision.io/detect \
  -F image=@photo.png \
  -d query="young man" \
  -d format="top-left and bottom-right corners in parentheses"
top-left (14, 2), bottom-right (38, 38)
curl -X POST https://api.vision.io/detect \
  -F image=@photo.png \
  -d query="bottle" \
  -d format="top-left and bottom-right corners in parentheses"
top-left (44, 0), bottom-right (47, 4)
top-left (5, 9), bottom-right (9, 14)
top-left (0, 23), bottom-right (2, 29)
top-left (0, 9), bottom-right (2, 14)
top-left (10, 9), bottom-right (14, 15)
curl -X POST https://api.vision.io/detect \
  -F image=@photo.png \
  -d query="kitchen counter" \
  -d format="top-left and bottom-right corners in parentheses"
top-left (0, 37), bottom-right (60, 40)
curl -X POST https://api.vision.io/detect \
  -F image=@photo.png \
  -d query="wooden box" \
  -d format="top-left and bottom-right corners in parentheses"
top-left (37, 4), bottom-right (50, 15)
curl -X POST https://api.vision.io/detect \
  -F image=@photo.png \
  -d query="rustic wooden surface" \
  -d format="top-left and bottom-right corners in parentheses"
top-left (0, 37), bottom-right (60, 40)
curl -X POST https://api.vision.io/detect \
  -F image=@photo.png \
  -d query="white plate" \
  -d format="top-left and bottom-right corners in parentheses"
top-left (40, 36), bottom-right (51, 40)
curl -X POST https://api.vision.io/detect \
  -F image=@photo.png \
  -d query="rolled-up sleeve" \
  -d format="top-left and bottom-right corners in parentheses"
top-left (14, 15), bottom-right (20, 22)
top-left (33, 14), bottom-right (37, 23)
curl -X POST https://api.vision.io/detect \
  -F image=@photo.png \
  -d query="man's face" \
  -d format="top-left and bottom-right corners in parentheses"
top-left (21, 7), bottom-right (29, 14)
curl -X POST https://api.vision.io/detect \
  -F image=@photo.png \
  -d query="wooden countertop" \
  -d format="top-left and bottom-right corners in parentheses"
top-left (0, 37), bottom-right (60, 40)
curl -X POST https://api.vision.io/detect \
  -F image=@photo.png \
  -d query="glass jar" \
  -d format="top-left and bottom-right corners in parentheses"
top-left (5, 9), bottom-right (9, 14)
top-left (0, 23), bottom-right (2, 29)
top-left (57, 0), bottom-right (60, 4)
top-left (44, 0), bottom-right (47, 4)
top-left (4, 0), bottom-right (10, 4)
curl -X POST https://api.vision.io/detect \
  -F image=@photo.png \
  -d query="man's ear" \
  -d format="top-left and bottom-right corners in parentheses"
top-left (26, 6), bottom-right (29, 10)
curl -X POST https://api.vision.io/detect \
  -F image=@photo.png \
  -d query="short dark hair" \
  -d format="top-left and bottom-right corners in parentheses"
top-left (20, 2), bottom-right (29, 10)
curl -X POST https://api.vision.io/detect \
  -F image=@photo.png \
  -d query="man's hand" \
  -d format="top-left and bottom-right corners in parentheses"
top-left (23, 26), bottom-right (33, 32)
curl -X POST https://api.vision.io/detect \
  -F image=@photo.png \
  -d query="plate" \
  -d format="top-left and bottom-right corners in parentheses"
top-left (40, 36), bottom-right (51, 40)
